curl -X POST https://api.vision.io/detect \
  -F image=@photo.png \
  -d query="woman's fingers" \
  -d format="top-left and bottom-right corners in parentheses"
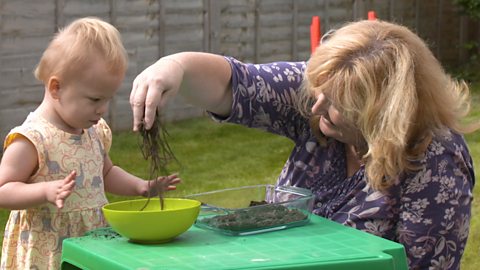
top-left (143, 86), bottom-right (163, 130)
top-left (131, 57), bottom-right (186, 131)
top-left (130, 67), bottom-right (168, 131)
top-left (130, 76), bottom-right (148, 131)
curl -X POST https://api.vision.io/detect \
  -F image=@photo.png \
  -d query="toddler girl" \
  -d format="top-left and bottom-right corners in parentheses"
top-left (0, 17), bottom-right (180, 269)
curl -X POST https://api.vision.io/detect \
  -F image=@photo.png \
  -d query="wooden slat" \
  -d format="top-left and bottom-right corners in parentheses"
top-left (0, 0), bottom-right (476, 137)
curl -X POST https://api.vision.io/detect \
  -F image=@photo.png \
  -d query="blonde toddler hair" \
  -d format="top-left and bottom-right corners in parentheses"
top-left (34, 17), bottom-right (127, 83)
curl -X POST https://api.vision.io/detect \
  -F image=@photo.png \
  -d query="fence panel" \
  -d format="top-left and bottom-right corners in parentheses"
top-left (0, 0), bottom-right (476, 141)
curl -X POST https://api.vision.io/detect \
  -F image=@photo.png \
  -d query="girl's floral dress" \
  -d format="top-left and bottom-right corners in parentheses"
top-left (1, 113), bottom-right (110, 269)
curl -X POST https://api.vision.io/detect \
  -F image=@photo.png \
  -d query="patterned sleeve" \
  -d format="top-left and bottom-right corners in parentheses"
top-left (397, 133), bottom-right (474, 269)
top-left (210, 57), bottom-right (308, 141)
top-left (93, 118), bottom-right (112, 154)
top-left (4, 126), bottom-right (46, 178)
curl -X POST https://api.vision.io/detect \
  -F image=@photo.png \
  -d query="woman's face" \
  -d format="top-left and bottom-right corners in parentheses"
top-left (311, 93), bottom-right (363, 146)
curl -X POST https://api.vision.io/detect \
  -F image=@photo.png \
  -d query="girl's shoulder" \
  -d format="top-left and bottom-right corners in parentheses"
top-left (4, 113), bottom-right (48, 149)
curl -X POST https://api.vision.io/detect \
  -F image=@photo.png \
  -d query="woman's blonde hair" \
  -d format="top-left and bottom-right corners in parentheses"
top-left (298, 20), bottom-right (478, 190)
top-left (34, 17), bottom-right (127, 83)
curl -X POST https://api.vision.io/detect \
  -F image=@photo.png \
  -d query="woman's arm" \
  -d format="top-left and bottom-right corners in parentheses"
top-left (130, 52), bottom-right (233, 131)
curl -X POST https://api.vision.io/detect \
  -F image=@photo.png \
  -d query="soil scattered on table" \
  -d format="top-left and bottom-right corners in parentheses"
top-left (87, 228), bottom-right (122, 240)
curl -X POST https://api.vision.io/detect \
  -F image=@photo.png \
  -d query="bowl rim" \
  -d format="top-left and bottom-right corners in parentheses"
top-left (102, 198), bottom-right (201, 213)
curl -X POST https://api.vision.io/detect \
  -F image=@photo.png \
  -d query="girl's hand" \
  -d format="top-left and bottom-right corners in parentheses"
top-left (46, 170), bottom-right (76, 209)
top-left (141, 173), bottom-right (181, 197)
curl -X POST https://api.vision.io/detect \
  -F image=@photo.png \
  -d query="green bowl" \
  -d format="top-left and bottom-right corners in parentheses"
top-left (102, 198), bottom-right (201, 244)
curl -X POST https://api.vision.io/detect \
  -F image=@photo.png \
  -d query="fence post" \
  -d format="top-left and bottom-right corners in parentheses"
top-left (292, 0), bottom-right (298, 60)
top-left (459, 15), bottom-right (467, 63)
top-left (207, 0), bottom-right (220, 53)
top-left (254, 0), bottom-right (260, 63)
top-left (389, 0), bottom-right (395, 21)
top-left (413, 0), bottom-right (419, 31)
top-left (435, 0), bottom-right (444, 59)
top-left (353, 0), bottom-right (366, 20)
top-left (54, 0), bottom-right (65, 30)
top-left (157, 0), bottom-right (166, 57)
top-left (324, 0), bottom-right (330, 31)
top-left (108, 0), bottom-right (118, 130)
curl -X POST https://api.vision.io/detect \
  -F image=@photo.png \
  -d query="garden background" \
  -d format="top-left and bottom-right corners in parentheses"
top-left (1, 0), bottom-right (479, 140)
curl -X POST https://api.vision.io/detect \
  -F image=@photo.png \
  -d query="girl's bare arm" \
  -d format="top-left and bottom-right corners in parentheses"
top-left (0, 138), bottom-right (75, 209)
top-left (102, 156), bottom-right (180, 197)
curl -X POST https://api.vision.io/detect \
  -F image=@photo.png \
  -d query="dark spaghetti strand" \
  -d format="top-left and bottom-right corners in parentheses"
top-left (138, 109), bottom-right (179, 210)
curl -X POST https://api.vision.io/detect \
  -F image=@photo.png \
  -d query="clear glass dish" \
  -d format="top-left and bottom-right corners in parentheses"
top-left (184, 184), bottom-right (314, 236)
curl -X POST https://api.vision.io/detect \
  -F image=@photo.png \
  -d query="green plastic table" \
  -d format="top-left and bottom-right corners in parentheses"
top-left (61, 215), bottom-right (408, 270)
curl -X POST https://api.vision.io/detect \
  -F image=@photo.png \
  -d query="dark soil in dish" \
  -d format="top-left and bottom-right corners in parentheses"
top-left (202, 201), bottom-right (308, 231)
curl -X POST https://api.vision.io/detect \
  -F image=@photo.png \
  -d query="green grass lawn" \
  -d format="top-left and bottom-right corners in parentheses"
top-left (107, 119), bottom-right (292, 200)
top-left (460, 87), bottom-right (480, 270)
top-left (1, 89), bottom-right (479, 269)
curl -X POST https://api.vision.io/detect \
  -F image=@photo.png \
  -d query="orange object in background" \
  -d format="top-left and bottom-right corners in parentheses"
top-left (311, 12), bottom-right (375, 55)
top-left (310, 16), bottom-right (321, 54)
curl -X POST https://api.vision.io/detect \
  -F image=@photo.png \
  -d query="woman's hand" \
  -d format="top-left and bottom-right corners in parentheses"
top-left (130, 52), bottom-right (233, 132)
top-left (130, 58), bottom-right (185, 131)
top-left (140, 173), bottom-right (181, 197)
top-left (45, 170), bottom-right (76, 209)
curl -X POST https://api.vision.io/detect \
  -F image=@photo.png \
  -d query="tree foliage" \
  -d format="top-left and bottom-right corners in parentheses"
top-left (453, 0), bottom-right (480, 82)
top-left (455, 0), bottom-right (480, 20)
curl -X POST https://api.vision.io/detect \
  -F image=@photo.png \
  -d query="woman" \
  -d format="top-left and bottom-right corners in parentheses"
top-left (130, 20), bottom-right (478, 269)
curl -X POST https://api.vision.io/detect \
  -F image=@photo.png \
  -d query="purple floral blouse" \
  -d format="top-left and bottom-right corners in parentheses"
top-left (211, 57), bottom-right (475, 270)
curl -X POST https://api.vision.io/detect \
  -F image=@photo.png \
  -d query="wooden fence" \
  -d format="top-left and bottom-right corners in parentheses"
top-left (1, 0), bottom-right (478, 142)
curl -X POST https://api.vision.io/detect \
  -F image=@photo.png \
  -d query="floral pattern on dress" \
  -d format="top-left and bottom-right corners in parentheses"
top-left (1, 113), bottom-right (110, 270)
top-left (211, 57), bottom-right (475, 270)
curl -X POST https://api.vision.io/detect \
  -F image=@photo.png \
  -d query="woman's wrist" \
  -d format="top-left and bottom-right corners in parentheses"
top-left (159, 57), bottom-right (185, 72)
